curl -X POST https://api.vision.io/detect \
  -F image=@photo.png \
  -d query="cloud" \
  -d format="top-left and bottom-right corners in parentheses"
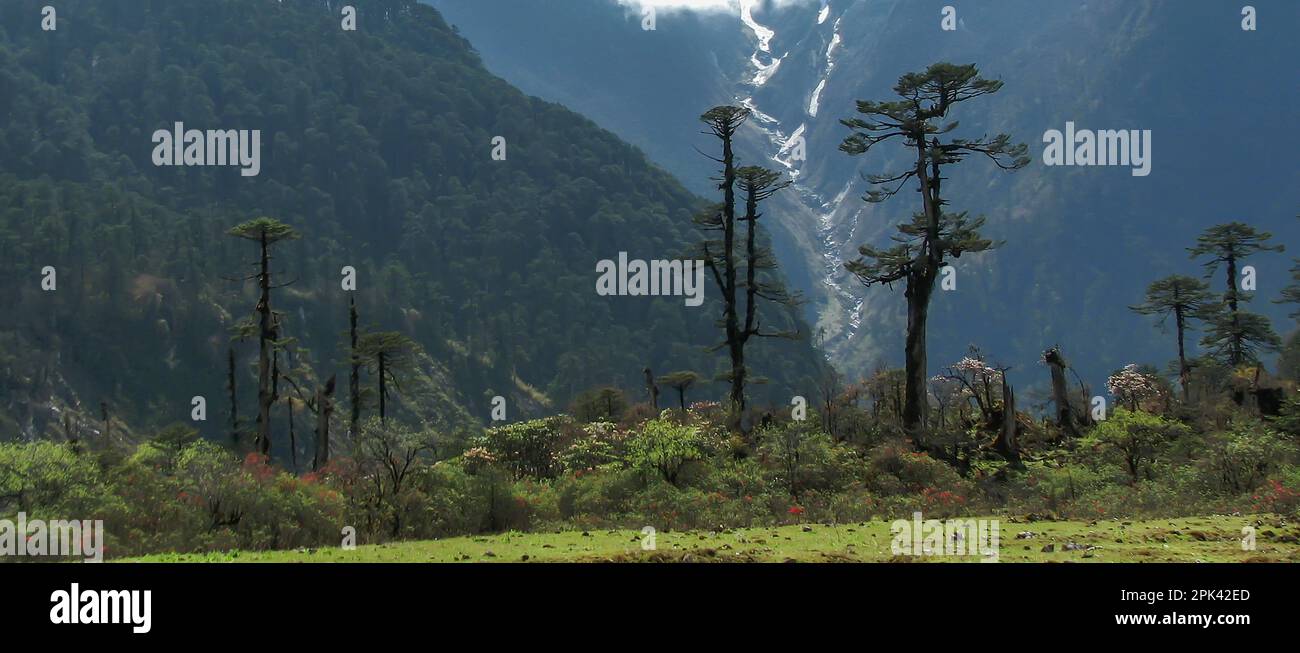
top-left (619, 0), bottom-right (735, 9)
top-left (617, 0), bottom-right (818, 14)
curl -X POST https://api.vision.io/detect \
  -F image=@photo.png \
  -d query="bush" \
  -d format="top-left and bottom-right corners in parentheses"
top-left (626, 417), bottom-right (711, 486)
top-left (756, 422), bottom-right (860, 500)
top-left (173, 442), bottom-right (344, 551)
top-left (1198, 425), bottom-right (1297, 494)
top-left (0, 441), bottom-right (110, 518)
top-left (1253, 466), bottom-right (1300, 516)
top-left (1080, 409), bottom-right (1190, 483)
top-left (474, 416), bottom-right (569, 479)
top-left (557, 421), bottom-right (627, 473)
top-left (555, 467), bottom-right (641, 526)
top-left (867, 443), bottom-right (967, 496)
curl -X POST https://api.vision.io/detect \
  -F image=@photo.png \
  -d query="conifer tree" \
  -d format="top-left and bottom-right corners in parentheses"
top-left (1188, 222), bottom-right (1283, 366)
top-left (839, 62), bottom-right (1029, 437)
top-left (695, 107), bottom-right (800, 430)
top-left (1130, 275), bottom-right (1215, 400)
top-left (657, 371), bottom-right (700, 412)
top-left (355, 332), bottom-right (419, 423)
top-left (228, 217), bottom-right (300, 456)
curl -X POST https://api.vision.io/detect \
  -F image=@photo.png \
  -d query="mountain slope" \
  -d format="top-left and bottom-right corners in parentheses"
top-left (0, 0), bottom-right (825, 444)
top-left (428, 0), bottom-right (1300, 395)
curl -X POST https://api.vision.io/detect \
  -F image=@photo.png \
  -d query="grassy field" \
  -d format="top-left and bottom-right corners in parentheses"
top-left (125, 514), bottom-right (1300, 563)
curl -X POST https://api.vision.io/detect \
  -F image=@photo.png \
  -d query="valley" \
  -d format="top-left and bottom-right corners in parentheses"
top-left (428, 0), bottom-right (1300, 393)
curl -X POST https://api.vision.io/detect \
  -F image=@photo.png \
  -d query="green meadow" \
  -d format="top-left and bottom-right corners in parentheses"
top-left (128, 514), bottom-right (1300, 563)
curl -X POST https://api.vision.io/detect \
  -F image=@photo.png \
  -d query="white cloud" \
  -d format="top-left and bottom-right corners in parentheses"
top-left (618, 0), bottom-right (734, 9)
top-left (618, 0), bottom-right (817, 14)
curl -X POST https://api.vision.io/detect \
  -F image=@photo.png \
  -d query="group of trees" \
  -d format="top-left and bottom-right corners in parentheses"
top-left (1131, 222), bottom-right (1292, 402)
top-left (833, 61), bottom-right (1295, 465)
top-left (223, 216), bottom-right (426, 469)
top-left (0, 0), bottom-right (827, 445)
top-left (692, 106), bottom-right (804, 431)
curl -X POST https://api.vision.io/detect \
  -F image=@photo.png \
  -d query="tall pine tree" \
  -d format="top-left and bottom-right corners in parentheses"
top-left (1188, 222), bottom-right (1283, 366)
top-left (228, 217), bottom-right (300, 456)
top-left (1130, 275), bottom-right (1215, 400)
top-left (695, 107), bottom-right (800, 431)
top-left (839, 62), bottom-right (1029, 437)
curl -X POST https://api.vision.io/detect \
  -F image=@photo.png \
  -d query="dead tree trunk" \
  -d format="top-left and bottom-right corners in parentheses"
top-left (993, 374), bottom-right (1022, 467)
top-left (227, 347), bottom-right (239, 445)
top-left (289, 400), bottom-right (299, 472)
top-left (313, 376), bottom-right (336, 472)
top-left (643, 368), bottom-right (659, 411)
top-left (1044, 346), bottom-right (1080, 439)
top-left (377, 351), bottom-right (388, 423)
top-left (349, 296), bottom-right (360, 436)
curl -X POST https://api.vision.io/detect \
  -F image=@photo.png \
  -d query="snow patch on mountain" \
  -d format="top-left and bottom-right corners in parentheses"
top-left (739, 0), bottom-right (774, 52)
top-left (808, 79), bottom-right (827, 116)
top-left (740, 0), bottom-right (789, 87)
top-left (751, 54), bottom-right (784, 86)
top-left (775, 123), bottom-right (806, 175)
top-left (733, 1), bottom-right (864, 344)
top-left (808, 19), bottom-right (842, 117)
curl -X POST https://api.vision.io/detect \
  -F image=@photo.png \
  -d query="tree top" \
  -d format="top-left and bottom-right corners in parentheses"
top-left (228, 217), bottom-right (300, 243)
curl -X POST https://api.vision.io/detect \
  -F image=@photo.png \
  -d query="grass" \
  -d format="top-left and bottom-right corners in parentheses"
top-left (124, 514), bottom-right (1300, 563)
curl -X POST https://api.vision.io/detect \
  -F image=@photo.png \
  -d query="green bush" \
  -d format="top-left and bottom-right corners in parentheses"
top-left (866, 443), bottom-right (969, 497)
top-left (757, 423), bottom-right (861, 500)
top-left (0, 441), bottom-right (110, 518)
top-left (1080, 409), bottom-right (1191, 483)
top-left (554, 467), bottom-right (641, 526)
top-left (474, 416), bottom-right (570, 480)
top-left (626, 417), bottom-right (712, 486)
top-left (1188, 424), bottom-right (1294, 496)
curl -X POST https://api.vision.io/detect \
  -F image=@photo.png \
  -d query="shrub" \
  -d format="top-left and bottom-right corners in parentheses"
top-left (1080, 409), bottom-right (1190, 483)
top-left (1253, 466), bottom-right (1300, 516)
top-left (555, 467), bottom-right (641, 525)
top-left (866, 443), bottom-right (967, 496)
top-left (558, 422), bottom-right (625, 473)
top-left (757, 422), bottom-right (860, 500)
top-left (0, 441), bottom-right (109, 518)
top-left (1199, 425), bottom-right (1297, 494)
top-left (474, 416), bottom-right (569, 479)
top-left (626, 417), bottom-right (711, 486)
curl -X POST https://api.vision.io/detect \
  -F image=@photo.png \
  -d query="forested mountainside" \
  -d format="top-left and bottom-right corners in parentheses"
top-left (0, 0), bottom-right (825, 447)
top-left (428, 0), bottom-right (1300, 394)
top-left (3, 2), bottom-right (1300, 570)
